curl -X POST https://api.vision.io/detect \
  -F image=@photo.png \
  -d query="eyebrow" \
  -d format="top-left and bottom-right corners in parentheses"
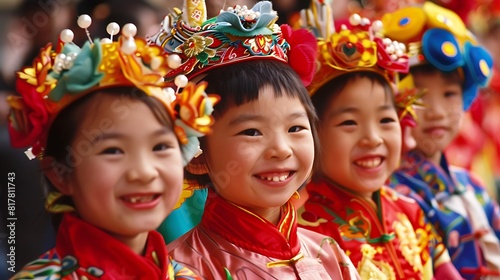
top-left (228, 114), bottom-right (264, 127)
top-left (228, 111), bottom-right (309, 127)
top-left (328, 104), bottom-right (394, 119)
top-left (288, 111), bottom-right (309, 121)
top-left (90, 128), bottom-right (172, 145)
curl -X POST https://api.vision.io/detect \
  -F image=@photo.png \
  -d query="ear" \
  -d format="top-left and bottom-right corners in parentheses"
top-left (41, 157), bottom-right (74, 195)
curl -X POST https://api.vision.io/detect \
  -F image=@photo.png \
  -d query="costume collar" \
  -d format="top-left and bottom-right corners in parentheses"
top-left (56, 213), bottom-right (170, 279)
top-left (200, 189), bottom-right (300, 259)
top-left (401, 150), bottom-right (465, 196)
top-left (306, 176), bottom-right (395, 244)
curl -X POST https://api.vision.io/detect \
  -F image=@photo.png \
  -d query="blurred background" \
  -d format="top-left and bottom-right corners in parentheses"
top-left (0, 0), bottom-right (498, 278)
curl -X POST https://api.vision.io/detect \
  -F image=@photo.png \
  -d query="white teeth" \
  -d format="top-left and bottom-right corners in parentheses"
top-left (355, 158), bottom-right (382, 168)
top-left (125, 195), bottom-right (155, 203)
top-left (259, 173), bottom-right (289, 182)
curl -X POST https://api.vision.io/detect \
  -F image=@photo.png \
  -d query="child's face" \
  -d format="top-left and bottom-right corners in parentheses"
top-left (61, 94), bottom-right (183, 240)
top-left (411, 71), bottom-right (463, 160)
top-left (318, 77), bottom-right (401, 198)
top-left (204, 85), bottom-right (315, 215)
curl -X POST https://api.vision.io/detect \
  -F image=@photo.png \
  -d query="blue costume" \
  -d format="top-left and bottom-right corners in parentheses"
top-left (391, 150), bottom-right (500, 278)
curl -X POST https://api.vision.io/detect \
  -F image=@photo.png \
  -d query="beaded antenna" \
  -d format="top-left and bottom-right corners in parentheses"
top-left (300, 0), bottom-right (410, 96)
top-left (381, 1), bottom-right (493, 110)
top-left (148, 0), bottom-right (318, 87)
top-left (7, 15), bottom-right (219, 166)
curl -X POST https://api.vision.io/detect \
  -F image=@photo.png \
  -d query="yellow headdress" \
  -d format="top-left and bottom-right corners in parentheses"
top-left (300, 0), bottom-right (410, 96)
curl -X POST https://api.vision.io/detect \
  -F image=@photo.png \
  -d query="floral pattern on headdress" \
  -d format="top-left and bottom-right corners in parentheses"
top-left (300, 0), bottom-right (409, 96)
top-left (7, 21), bottom-right (218, 164)
top-left (395, 74), bottom-right (425, 126)
top-left (215, 2), bottom-right (278, 36)
top-left (48, 42), bottom-right (103, 102)
top-left (173, 81), bottom-right (219, 165)
top-left (149, 1), bottom-right (318, 87)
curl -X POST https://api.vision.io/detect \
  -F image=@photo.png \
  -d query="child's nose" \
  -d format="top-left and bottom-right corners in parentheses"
top-left (424, 100), bottom-right (450, 120)
top-left (359, 127), bottom-right (383, 148)
top-left (126, 154), bottom-right (158, 183)
top-left (424, 103), bottom-right (446, 120)
top-left (264, 134), bottom-right (293, 160)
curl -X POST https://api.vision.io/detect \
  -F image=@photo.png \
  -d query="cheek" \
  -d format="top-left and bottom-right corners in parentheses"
top-left (164, 180), bottom-right (183, 208)
top-left (297, 135), bottom-right (315, 163)
top-left (388, 134), bottom-right (402, 160)
top-left (448, 107), bottom-right (464, 123)
top-left (410, 125), bottom-right (424, 140)
top-left (74, 162), bottom-right (115, 189)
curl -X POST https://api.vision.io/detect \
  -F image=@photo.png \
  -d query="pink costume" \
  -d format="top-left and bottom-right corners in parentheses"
top-left (169, 191), bottom-right (360, 279)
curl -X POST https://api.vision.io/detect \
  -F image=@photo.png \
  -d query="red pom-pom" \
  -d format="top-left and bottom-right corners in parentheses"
top-left (280, 24), bottom-right (318, 86)
top-left (8, 78), bottom-right (50, 149)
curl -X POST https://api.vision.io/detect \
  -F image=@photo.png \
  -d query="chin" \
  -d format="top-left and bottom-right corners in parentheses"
top-left (135, 217), bottom-right (164, 231)
top-left (358, 180), bottom-right (386, 193)
top-left (262, 196), bottom-right (292, 208)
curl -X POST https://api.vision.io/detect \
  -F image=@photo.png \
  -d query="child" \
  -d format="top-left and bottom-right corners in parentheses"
top-left (150, 1), bottom-right (360, 279)
top-left (383, 2), bottom-right (500, 279)
top-left (8, 16), bottom-right (217, 279)
top-left (295, 1), bottom-right (462, 279)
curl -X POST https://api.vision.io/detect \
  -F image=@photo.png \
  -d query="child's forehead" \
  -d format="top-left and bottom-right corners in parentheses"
top-left (330, 81), bottom-right (395, 109)
top-left (241, 92), bottom-right (306, 111)
top-left (220, 93), bottom-right (308, 122)
top-left (412, 70), bottom-right (462, 87)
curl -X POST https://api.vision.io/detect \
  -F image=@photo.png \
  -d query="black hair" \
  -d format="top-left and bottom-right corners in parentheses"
top-left (409, 64), bottom-right (463, 87)
top-left (187, 59), bottom-right (320, 186)
top-left (312, 71), bottom-right (395, 120)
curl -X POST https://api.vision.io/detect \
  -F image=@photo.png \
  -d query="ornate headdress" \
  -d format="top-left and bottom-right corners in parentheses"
top-left (395, 74), bottom-right (425, 126)
top-left (148, 1), bottom-right (318, 86)
top-left (7, 15), bottom-right (219, 166)
top-left (381, 1), bottom-right (493, 110)
top-left (300, 0), bottom-right (410, 96)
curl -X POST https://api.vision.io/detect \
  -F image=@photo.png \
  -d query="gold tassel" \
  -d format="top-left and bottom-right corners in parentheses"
top-left (45, 191), bottom-right (75, 213)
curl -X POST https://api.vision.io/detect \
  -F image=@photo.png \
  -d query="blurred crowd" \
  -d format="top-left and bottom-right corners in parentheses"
top-left (0, 0), bottom-right (499, 277)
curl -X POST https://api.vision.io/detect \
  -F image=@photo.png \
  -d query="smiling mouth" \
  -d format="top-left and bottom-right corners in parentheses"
top-left (256, 172), bottom-right (293, 182)
top-left (354, 157), bottom-right (383, 168)
top-left (424, 127), bottom-right (447, 133)
top-left (121, 194), bottom-right (159, 204)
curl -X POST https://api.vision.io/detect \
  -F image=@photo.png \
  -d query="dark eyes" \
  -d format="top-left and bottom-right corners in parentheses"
top-left (380, 117), bottom-right (396, 124)
top-left (238, 126), bottom-right (307, 136)
top-left (289, 126), bottom-right (306, 133)
top-left (337, 118), bottom-right (395, 126)
top-left (444, 91), bottom-right (460, 98)
top-left (153, 143), bottom-right (171, 151)
top-left (338, 120), bottom-right (356, 126)
top-left (239, 129), bottom-right (262, 136)
top-left (100, 143), bottom-right (171, 154)
top-left (100, 147), bottom-right (123, 155)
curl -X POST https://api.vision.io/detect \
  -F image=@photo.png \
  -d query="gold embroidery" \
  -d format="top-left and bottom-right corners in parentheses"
top-left (357, 244), bottom-right (395, 280)
top-left (393, 213), bottom-right (424, 273)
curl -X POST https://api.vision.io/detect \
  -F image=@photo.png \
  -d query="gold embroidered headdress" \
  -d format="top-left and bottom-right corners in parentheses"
top-left (300, 0), bottom-right (410, 97)
top-left (7, 15), bottom-right (219, 165)
top-left (148, 1), bottom-right (318, 87)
